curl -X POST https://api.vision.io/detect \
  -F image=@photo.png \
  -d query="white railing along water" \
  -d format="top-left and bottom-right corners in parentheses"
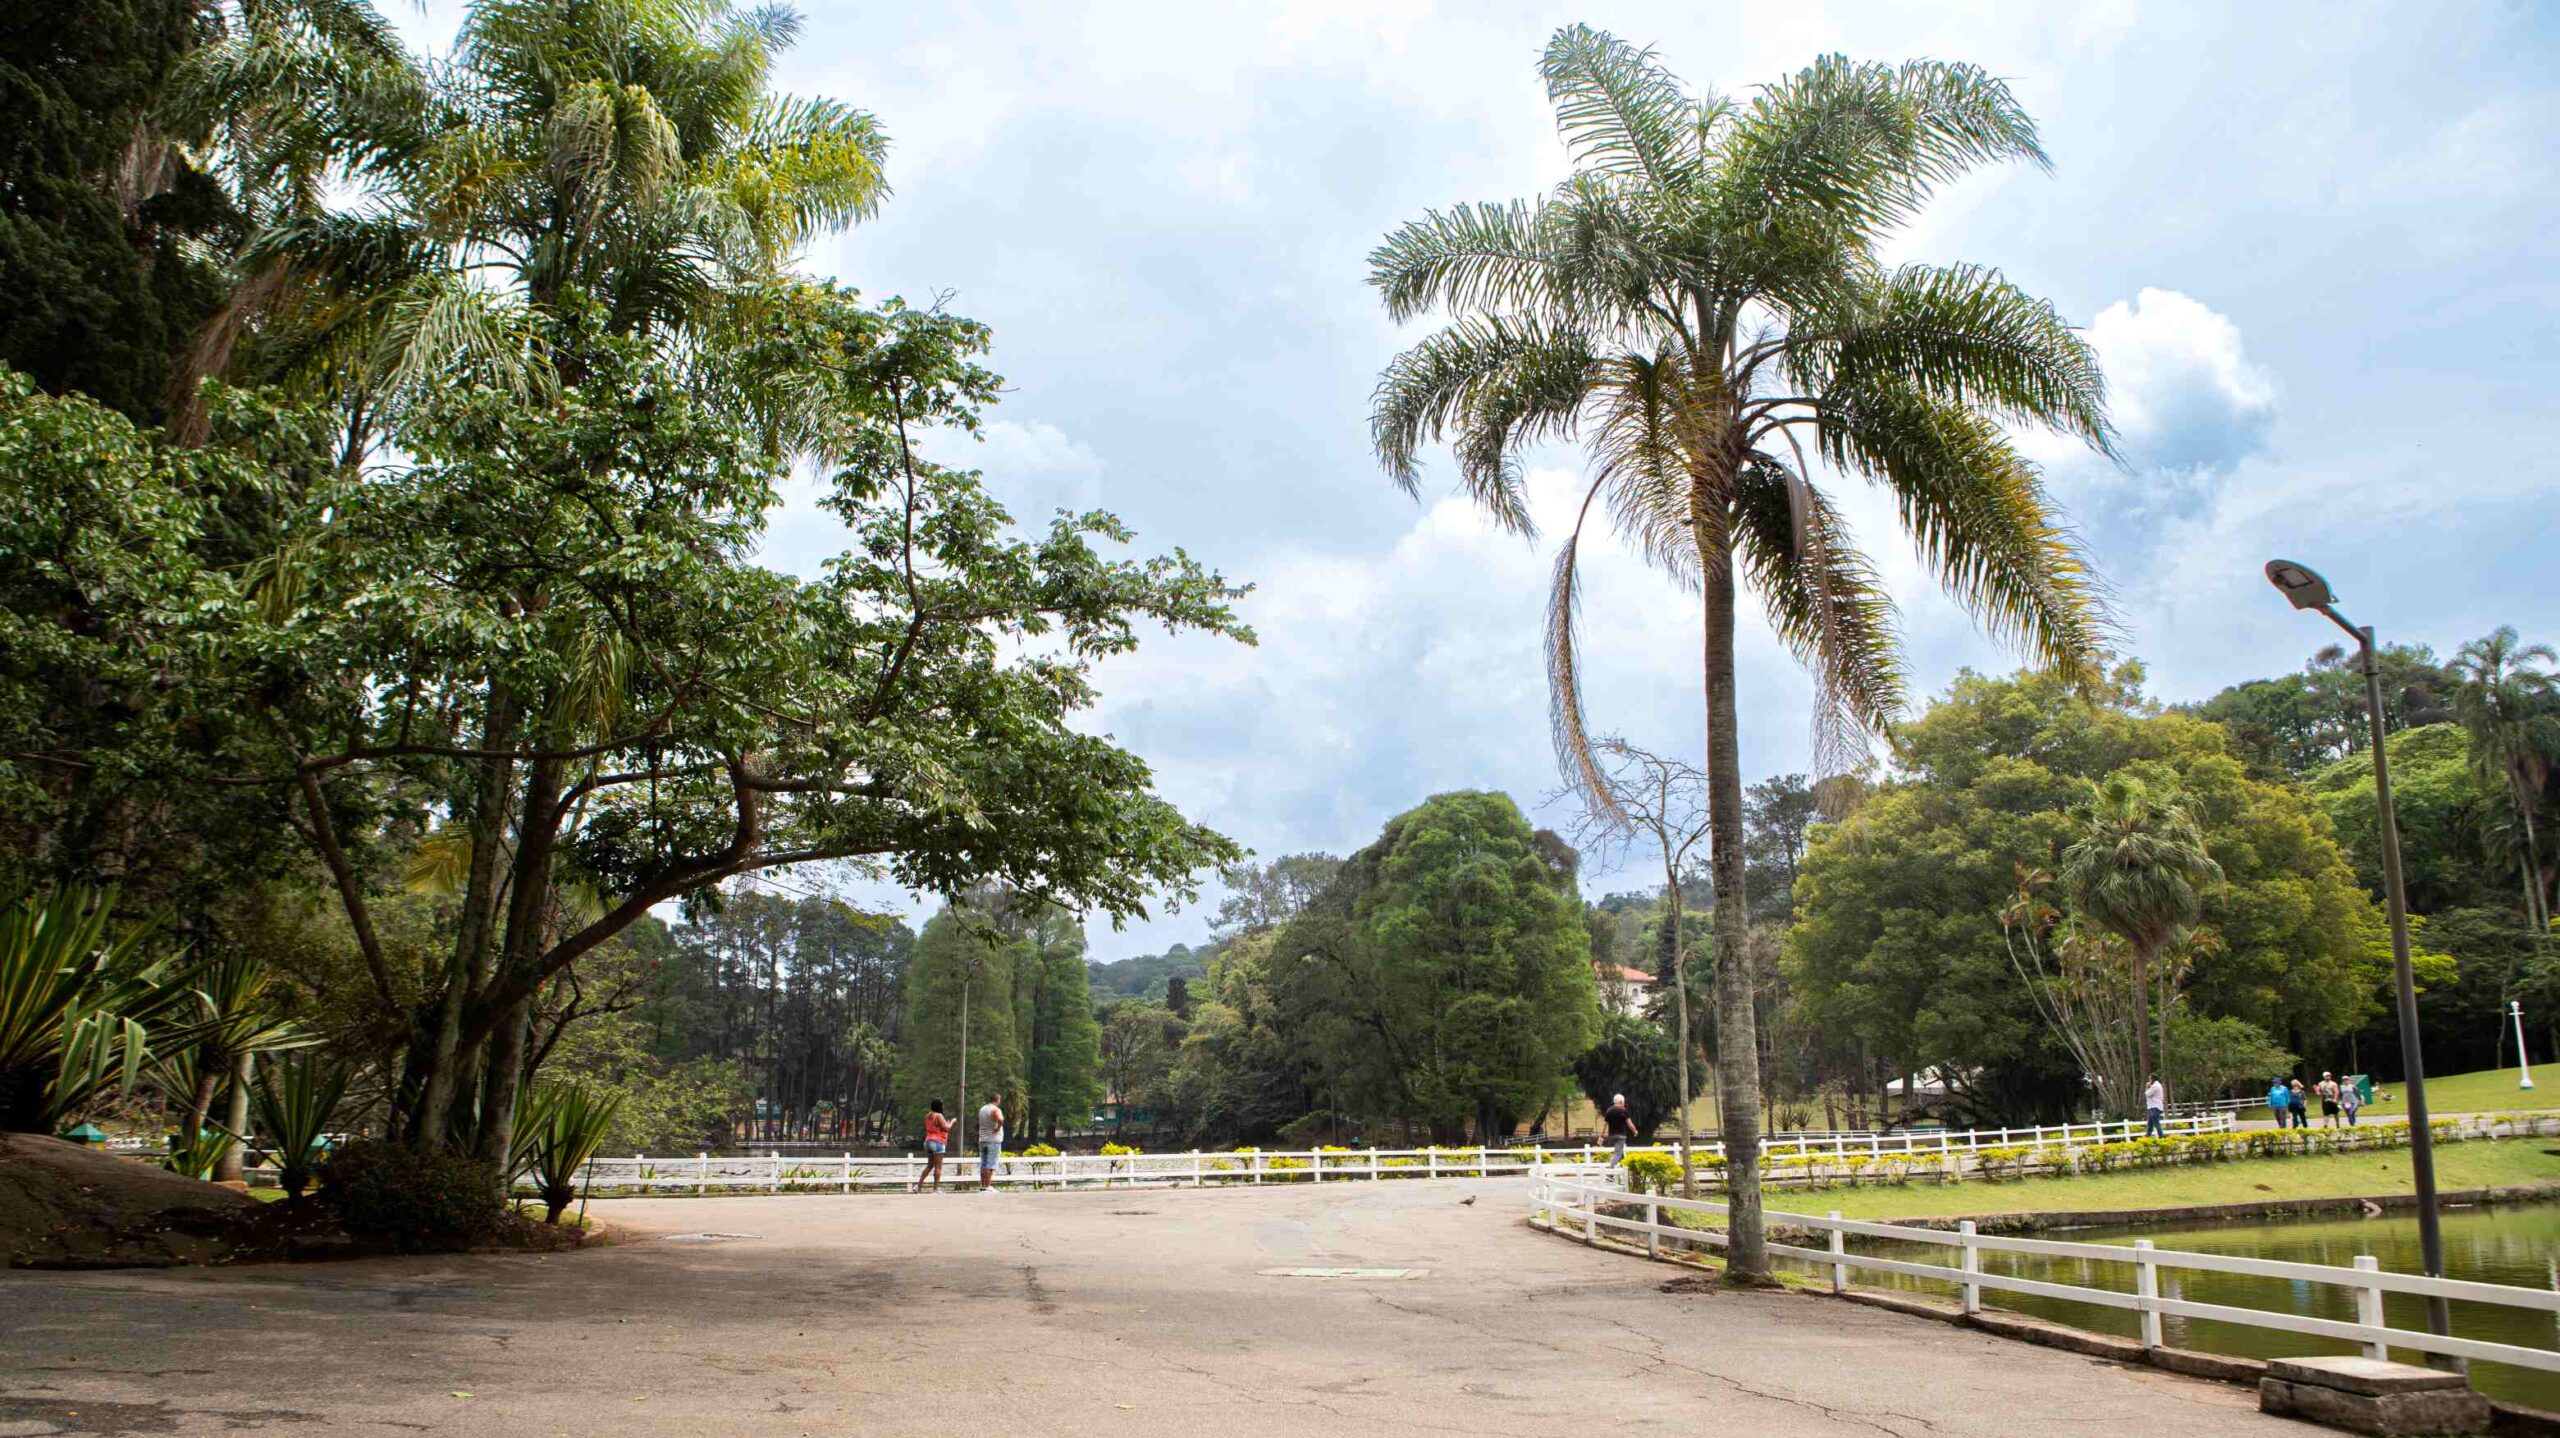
top-left (1526, 1171), bottom-right (2560, 1378)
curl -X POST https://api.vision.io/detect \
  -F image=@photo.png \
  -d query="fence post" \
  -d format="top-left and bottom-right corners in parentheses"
top-left (1958, 1220), bottom-right (1982, 1315)
top-left (771, 1152), bottom-right (782, 1192)
top-left (2134, 1240), bottom-right (2163, 1348)
top-left (1371, 1150), bottom-right (1381, 1182)
top-left (1252, 1150), bottom-right (1264, 1185)
top-left (1428, 1148), bottom-right (1439, 1180)
top-left (698, 1151), bottom-right (708, 1194)
top-left (1829, 1211), bottom-right (1848, 1294)
top-left (1312, 1151), bottom-right (1323, 1184)
top-left (842, 1153), bottom-right (851, 1194)
top-left (1192, 1151), bottom-right (1204, 1187)
top-left (1479, 1144), bottom-right (1489, 1178)
top-left (2354, 1256), bottom-right (2388, 1360)
top-left (1583, 1187), bottom-right (1597, 1246)
top-left (1646, 1198), bottom-right (1660, 1260)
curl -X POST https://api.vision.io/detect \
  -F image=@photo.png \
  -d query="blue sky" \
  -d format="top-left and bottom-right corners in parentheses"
top-left (416, 2), bottom-right (2560, 957)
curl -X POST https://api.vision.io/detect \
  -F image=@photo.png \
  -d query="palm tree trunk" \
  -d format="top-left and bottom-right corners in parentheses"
top-left (214, 1052), bottom-right (252, 1183)
top-left (1700, 537), bottom-right (1772, 1284)
top-left (1666, 865), bottom-right (1693, 1198)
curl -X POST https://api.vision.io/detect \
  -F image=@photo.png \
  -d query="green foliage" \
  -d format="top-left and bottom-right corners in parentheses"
top-left (1269, 792), bottom-right (1598, 1141)
top-left (164, 1123), bottom-right (241, 1181)
top-left (526, 1083), bottom-right (624, 1223)
top-left (322, 1138), bottom-right (504, 1250)
top-left (0, 886), bottom-right (193, 1132)
top-left (893, 907), bottom-right (1024, 1136)
top-left (1788, 668), bottom-right (2385, 1121)
top-left (1571, 1016), bottom-right (1697, 1141)
top-left (2163, 1011), bottom-right (2296, 1108)
top-left (1620, 1150), bottom-right (1684, 1195)
top-left (2190, 643), bottom-right (2456, 780)
top-left (252, 1051), bottom-right (350, 1200)
top-left (1019, 910), bottom-right (1103, 1140)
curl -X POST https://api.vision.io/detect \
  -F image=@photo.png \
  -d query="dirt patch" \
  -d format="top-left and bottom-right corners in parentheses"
top-left (0, 1132), bottom-right (600, 1269)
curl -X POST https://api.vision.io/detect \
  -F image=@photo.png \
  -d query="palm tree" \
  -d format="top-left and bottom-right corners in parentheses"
top-left (170, 0), bottom-right (890, 455)
top-left (1368, 28), bottom-right (2111, 1281)
top-left (2450, 627), bottom-right (2560, 951)
top-left (2057, 773), bottom-right (2221, 1100)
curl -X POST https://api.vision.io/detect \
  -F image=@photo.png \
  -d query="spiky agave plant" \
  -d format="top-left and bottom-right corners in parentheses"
top-left (528, 1083), bottom-right (625, 1224)
top-left (1369, 27), bottom-right (2115, 1279)
top-left (0, 888), bottom-right (192, 1134)
top-left (253, 1052), bottom-right (352, 1200)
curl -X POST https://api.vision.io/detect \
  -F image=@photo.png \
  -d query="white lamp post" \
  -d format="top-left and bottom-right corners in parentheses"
top-left (2514, 1000), bottom-right (2536, 1091)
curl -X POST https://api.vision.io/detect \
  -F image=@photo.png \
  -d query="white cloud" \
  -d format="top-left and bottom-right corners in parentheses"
top-left (2085, 287), bottom-right (2276, 476)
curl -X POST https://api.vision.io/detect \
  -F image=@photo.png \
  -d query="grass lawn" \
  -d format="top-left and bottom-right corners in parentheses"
top-left (1750, 1137), bottom-right (2560, 1223)
top-left (2348, 1064), bottom-right (2559, 1119)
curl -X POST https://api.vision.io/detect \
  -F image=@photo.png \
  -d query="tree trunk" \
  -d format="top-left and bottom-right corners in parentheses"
top-left (416, 694), bottom-right (518, 1147)
top-left (1666, 860), bottom-right (1694, 1197)
top-left (2131, 943), bottom-right (2153, 1100)
top-left (214, 1051), bottom-right (251, 1183)
top-left (1700, 534), bottom-right (1772, 1284)
top-left (471, 750), bottom-right (564, 1177)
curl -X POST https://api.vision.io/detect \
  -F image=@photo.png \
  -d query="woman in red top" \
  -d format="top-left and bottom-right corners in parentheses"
top-left (915, 1101), bottom-right (950, 1192)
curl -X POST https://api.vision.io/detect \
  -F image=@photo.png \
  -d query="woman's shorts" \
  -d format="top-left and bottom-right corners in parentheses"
top-left (925, 1139), bottom-right (945, 1155)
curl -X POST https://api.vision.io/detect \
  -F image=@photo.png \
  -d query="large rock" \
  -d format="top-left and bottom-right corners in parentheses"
top-left (0, 1131), bottom-right (260, 1268)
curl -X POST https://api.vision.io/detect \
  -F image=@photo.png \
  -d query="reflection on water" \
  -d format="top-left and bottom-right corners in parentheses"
top-left (1786, 1202), bottom-right (2560, 1408)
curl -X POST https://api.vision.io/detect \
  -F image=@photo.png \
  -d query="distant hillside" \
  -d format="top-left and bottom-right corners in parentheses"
top-left (1088, 942), bottom-right (1210, 1001)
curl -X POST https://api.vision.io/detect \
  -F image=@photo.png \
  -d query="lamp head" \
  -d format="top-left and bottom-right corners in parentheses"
top-left (2264, 559), bottom-right (2335, 612)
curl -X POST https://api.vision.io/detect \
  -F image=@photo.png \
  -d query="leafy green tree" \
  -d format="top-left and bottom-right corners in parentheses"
top-left (1788, 668), bottom-right (2385, 1121)
top-left (2058, 772), bottom-right (2221, 1090)
top-left (1270, 792), bottom-right (1598, 1142)
top-left (1570, 1015), bottom-right (1696, 1141)
top-left (892, 908), bottom-right (1021, 1143)
top-left (1368, 29), bottom-right (2111, 1280)
top-left (1096, 998), bottom-right (1180, 1136)
top-left (1018, 909), bottom-right (1102, 1141)
top-left (2190, 643), bottom-right (2454, 780)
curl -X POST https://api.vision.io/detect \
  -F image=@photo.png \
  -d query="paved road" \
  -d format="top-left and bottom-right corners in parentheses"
top-left (0, 1180), bottom-right (2312, 1435)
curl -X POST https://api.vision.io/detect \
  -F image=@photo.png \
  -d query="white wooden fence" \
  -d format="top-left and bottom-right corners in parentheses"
top-left (1527, 1171), bottom-right (2560, 1377)
top-left (545, 1114), bottom-right (2234, 1197)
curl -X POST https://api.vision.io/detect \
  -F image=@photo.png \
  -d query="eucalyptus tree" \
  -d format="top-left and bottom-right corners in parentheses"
top-left (2057, 772), bottom-right (2221, 1093)
top-left (1369, 26), bottom-right (2111, 1279)
top-left (2449, 627), bottom-right (2560, 948)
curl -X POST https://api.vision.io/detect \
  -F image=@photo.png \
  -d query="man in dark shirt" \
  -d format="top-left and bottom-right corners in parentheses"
top-left (1603, 1093), bottom-right (1634, 1166)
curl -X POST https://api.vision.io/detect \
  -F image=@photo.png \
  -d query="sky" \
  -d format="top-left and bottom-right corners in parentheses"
top-left (415, 1), bottom-right (2560, 959)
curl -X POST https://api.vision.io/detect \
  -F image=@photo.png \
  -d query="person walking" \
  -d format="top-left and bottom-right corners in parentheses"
top-left (2143, 1075), bottom-right (2167, 1139)
top-left (914, 1100), bottom-right (950, 1192)
top-left (1602, 1093), bottom-right (1634, 1167)
top-left (2317, 1072), bottom-right (2342, 1130)
top-left (2340, 1080), bottom-right (2363, 1127)
top-left (2267, 1077), bottom-right (2293, 1129)
top-left (976, 1092), bottom-right (1005, 1192)
top-left (2288, 1078), bottom-right (2310, 1130)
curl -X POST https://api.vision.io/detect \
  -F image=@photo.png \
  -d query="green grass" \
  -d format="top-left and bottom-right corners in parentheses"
top-left (1749, 1137), bottom-right (2560, 1223)
top-left (2345, 1064), bottom-right (2560, 1119)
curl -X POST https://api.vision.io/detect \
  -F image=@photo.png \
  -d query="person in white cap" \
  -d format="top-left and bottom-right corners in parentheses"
top-left (1603, 1092), bottom-right (1634, 1166)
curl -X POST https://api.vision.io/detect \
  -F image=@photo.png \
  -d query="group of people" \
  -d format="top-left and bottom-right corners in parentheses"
top-left (912, 1093), bottom-right (1008, 1192)
top-left (2268, 1072), bottom-right (2364, 1128)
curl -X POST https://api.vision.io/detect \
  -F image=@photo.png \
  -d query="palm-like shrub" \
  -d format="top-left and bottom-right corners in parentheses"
top-left (165, 1123), bottom-right (242, 1181)
top-left (0, 888), bottom-right (190, 1133)
top-left (253, 1052), bottom-right (351, 1200)
top-left (526, 1083), bottom-right (624, 1224)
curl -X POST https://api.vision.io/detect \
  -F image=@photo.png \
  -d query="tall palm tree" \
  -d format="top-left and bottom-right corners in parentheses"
top-left (2057, 773), bottom-right (2220, 1104)
top-left (1368, 28), bottom-right (2112, 1281)
top-left (2450, 627), bottom-right (2560, 951)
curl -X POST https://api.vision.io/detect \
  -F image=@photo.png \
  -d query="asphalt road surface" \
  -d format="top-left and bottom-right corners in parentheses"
top-left (0, 1178), bottom-right (2314, 1435)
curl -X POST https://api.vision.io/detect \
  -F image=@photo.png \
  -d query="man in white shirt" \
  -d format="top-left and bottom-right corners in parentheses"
top-left (977, 1093), bottom-right (1005, 1191)
top-left (2143, 1076), bottom-right (2167, 1139)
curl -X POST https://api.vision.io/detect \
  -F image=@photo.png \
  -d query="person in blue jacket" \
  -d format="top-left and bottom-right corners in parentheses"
top-left (2268, 1077), bottom-right (2293, 1129)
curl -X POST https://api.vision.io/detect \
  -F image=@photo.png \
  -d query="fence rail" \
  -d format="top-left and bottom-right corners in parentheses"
top-left (1526, 1170), bottom-right (2560, 1377)
top-left (509, 1114), bottom-right (2235, 1197)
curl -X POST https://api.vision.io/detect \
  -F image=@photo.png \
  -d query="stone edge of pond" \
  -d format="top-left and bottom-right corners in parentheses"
top-left (1779, 1180), bottom-right (2560, 1238)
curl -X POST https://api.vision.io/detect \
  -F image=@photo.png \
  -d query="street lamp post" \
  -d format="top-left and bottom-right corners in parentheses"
top-left (2264, 559), bottom-right (2453, 1350)
top-left (2514, 1000), bottom-right (2536, 1091)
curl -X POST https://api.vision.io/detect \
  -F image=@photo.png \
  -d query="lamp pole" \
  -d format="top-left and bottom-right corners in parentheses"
top-left (2515, 1001), bottom-right (2536, 1091)
top-left (2263, 559), bottom-right (2452, 1349)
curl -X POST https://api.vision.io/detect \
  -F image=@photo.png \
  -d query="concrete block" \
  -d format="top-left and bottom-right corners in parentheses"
top-left (2270, 1356), bottom-right (2471, 1396)
top-left (2262, 1377), bottom-right (2491, 1435)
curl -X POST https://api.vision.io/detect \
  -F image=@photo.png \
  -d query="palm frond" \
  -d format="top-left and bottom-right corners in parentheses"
top-left (1731, 457), bottom-right (1906, 764)
top-left (1805, 379), bottom-right (2112, 683)
top-left (1540, 24), bottom-right (1703, 188)
top-left (1547, 477), bottom-right (1626, 822)
top-left (1369, 314), bottom-right (1595, 517)
top-left (1368, 199), bottom-right (1560, 326)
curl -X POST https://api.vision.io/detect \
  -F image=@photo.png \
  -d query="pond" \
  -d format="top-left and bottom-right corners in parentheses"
top-left (1802, 1201), bottom-right (2560, 1409)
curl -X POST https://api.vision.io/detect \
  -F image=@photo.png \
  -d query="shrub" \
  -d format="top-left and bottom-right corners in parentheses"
top-left (323, 1139), bottom-right (504, 1250)
top-left (1019, 1143), bottom-right (1062, 1158)
top-left (1621, 1151), bottom-right (1683, 1194)
top-left (1099, 1142), bottom-right (1140, 1157)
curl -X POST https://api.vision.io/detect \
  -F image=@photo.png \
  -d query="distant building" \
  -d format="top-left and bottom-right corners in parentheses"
top-left (1593, 962), bottom-right (1657, 1018)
